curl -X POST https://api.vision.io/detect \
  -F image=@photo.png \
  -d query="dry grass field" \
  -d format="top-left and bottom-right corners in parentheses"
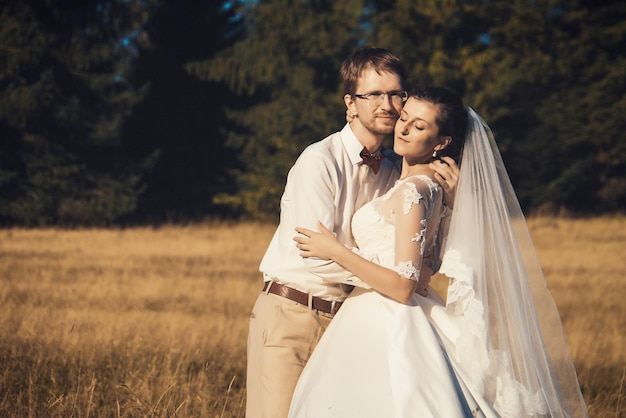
top-left (0, 217), bottom-right (624, 417)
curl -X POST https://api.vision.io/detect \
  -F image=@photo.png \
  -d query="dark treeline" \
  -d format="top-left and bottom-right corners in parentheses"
top-left (1, 0), bottom-right (624, 226)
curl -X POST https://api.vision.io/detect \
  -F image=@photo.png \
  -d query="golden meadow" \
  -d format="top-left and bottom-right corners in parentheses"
top-left (0, 218), bottom-right (624, 417)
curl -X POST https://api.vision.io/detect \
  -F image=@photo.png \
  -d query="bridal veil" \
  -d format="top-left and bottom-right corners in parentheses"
top-left (438, 108), bottom-right (588, 417)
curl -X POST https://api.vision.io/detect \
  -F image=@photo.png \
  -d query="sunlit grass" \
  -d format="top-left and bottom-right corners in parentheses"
top-left (0, 218), bottom-right (624, 417)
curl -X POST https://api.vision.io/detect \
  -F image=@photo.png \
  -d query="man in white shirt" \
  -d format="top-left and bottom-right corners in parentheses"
top-left (246, 47), bottom-right (408, 418)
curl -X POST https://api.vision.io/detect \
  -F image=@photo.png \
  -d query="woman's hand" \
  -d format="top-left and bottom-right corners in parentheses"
top-left (430, 156), bottom-right (459, 209)
top-left (294, 222), bottom-right (344, 260)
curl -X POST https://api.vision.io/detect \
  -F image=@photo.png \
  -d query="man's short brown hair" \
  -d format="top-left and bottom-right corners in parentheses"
top-left (340, 47), bottom-right (407, 96)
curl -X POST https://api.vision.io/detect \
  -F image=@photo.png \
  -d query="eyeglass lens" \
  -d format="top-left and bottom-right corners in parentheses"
top-left (358, 92), bottom-right (406, 107)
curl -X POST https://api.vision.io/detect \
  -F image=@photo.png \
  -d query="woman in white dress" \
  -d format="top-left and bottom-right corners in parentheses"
top-left (290, 87), bottom-right (588, 417)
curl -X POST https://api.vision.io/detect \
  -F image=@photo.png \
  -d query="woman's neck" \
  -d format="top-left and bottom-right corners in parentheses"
top-left (400, 158), bottom-right (436, 180)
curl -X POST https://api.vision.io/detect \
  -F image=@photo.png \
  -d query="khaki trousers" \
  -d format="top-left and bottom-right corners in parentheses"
top-left (245, 291), bottom-right (333, 418)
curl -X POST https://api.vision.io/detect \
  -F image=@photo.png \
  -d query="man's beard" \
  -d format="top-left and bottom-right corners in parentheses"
top-left (363, 116), bottom-right (397, 137)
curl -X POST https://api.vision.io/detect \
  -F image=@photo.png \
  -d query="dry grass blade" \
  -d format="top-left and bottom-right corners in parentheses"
top-left (616, 367), bottom-right (625, 418)
top-left (220, 375), bottom-right (237, 418)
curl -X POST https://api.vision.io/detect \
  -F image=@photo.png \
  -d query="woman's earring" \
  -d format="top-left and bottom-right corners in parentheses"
top-left (432, 149), bottom-right (438, 158)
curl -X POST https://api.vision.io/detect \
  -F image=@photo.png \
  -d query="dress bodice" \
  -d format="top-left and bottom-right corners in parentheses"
top-left (351, 175), bottom-right (444, 278)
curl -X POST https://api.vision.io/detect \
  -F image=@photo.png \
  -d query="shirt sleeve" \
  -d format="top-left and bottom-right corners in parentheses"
top-left (286, 150), bottom-right (359, 283)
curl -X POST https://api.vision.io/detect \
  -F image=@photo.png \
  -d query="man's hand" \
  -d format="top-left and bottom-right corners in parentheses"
top-left (430, 157), bottom-right (459, 209)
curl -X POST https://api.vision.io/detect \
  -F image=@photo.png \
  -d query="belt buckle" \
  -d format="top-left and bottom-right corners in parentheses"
top-left (330, 299), bottom-right (337, 315)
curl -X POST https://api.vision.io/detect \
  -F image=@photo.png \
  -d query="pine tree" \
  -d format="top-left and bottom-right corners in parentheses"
top-left (0, 0), bottom-right (153, 225)
top-left (187, 0), bottom-right (368, 219)
top-left (119, 0), bottom-right (244, 222)
top-left (456, 0), bottom-right (626, 212)
top-left (184, 0), bottom-right (625, 217)
top-left (371, 0), bottom-right (626, 213)
top-left (536, 1), bottom-right (626, 211)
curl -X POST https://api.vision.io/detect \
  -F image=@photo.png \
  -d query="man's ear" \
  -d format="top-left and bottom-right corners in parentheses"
top-left (344, 94), bottom-right (358, 119)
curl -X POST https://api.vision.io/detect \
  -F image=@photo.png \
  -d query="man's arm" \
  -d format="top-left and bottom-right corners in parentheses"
top-left (285, 151), bottom-right (357, 283)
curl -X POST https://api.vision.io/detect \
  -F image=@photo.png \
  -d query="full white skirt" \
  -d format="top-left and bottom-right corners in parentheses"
top-left (288, 287), bottom-right (480, 418)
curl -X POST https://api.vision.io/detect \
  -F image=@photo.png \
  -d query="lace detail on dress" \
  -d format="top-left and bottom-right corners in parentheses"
top-left (411, 219), bottom-right (428, 257)
top-left (418, 175), bottom-right (439, 200)
top-left (402, 182), bottom-right (422, 215)
top-left (394, 260), bottom-right (419, 281)
top-left (440, 249), bottom-right (549, 417)
top-left (411, 219), bottom-right (427, 243)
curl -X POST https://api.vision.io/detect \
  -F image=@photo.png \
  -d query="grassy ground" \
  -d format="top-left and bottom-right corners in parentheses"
top-left (0, 217), bottom-right (624, 417)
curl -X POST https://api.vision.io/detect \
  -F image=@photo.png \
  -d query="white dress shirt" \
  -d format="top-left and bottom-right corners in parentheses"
top-left (259, 123), bottom-right (400, 300)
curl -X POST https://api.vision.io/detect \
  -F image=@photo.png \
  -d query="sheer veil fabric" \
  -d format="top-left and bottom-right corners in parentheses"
top-left (436, 108), bottom-right (588, 417)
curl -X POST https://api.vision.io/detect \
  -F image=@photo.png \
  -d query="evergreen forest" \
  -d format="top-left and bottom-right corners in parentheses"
top-left (1, 0), bottom-right (624, 226)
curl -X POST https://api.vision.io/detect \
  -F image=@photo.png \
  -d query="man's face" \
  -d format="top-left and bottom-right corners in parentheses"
top-left (349, 69), bottom-right (404, 138)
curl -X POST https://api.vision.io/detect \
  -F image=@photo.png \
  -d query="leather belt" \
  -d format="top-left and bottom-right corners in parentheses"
top-left (263, 281), bottom-right (342, 315)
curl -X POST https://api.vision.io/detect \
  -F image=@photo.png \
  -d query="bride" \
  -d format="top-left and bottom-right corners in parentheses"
top-left (289, 87), bottom-right (588, 417)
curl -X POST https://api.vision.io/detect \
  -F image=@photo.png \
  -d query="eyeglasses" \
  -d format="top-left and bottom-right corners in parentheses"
top-left (354, 90), bottom-right (408, 107)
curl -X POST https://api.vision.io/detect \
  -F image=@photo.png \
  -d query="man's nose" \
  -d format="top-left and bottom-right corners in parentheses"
top-left (379, 93), bottom-right (393, 109)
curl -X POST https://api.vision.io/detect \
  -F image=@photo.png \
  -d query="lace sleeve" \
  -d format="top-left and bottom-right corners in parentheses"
top-left (391, 179), bottom-right (433, 282)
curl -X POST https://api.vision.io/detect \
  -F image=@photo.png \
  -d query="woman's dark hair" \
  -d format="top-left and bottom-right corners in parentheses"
top-left (409, 87), bottom-right (468, 164)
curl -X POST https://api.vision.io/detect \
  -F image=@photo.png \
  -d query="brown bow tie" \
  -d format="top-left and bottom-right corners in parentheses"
top-left (360, 148), bottom-right (385, 174)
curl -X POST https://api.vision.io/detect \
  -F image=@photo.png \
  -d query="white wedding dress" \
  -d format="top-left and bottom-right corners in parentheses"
top-left (290, 108), bottom-right (589, 418)
top-left (288, 175), bottom-right (482, 418)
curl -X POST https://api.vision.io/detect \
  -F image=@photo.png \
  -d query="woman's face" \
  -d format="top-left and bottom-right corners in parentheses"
top-left (393, 97), bottom-right (444, 163)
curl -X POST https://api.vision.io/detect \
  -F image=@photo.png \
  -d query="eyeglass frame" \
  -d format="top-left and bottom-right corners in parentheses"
top-left (353, 90), bottom-right (408, 107)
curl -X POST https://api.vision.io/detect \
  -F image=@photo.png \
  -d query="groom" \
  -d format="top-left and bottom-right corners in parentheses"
top-left (245, 47), bottom-right (459, 418)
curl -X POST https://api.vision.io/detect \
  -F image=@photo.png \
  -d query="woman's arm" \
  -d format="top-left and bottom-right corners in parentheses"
top-left (295, 222), bottom-right (417, 304)
top-left (294, 180), bottom-right (433, 304)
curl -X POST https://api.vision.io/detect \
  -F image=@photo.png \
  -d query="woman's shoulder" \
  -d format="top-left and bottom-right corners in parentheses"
top-left (400, 173), bottom-right (441, 193)
top-left (390, 174), bottom-right (442, 211)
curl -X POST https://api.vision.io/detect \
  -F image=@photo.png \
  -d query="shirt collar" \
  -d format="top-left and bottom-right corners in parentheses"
top-left (340, 123), bottom-right (380, 166)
